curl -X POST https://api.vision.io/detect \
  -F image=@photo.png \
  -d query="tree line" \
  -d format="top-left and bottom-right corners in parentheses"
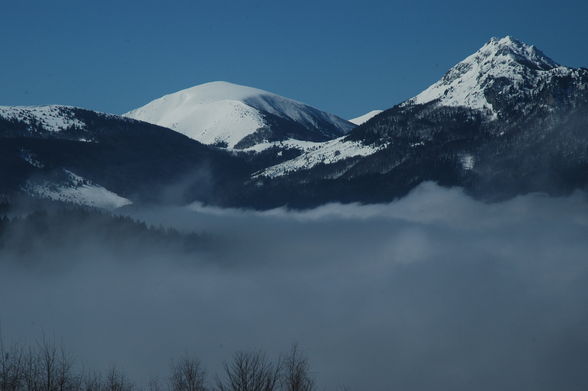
top-left (0, 206), bottom-right (209, 257)
top-left (0, 339), bottom-right (318, 391)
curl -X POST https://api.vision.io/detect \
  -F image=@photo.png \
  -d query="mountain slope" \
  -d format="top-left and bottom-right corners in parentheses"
top-left (124, 81), bottom-right (355, 149)
top-left (240, 36), bottom-right (588, 208)
top-left (0, 106), bottom-right (250, 206)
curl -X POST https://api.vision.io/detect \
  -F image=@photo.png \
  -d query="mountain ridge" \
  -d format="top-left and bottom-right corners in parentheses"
top-left (1, 36), bottom-right (587, 209)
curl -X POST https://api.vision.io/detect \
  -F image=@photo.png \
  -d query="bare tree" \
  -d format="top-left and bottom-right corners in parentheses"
top-left (0, 336), bottom-right (142, 391)
top-left (38, 338), bottom-right (59, 391)
top-left (81, 371), bottom-right (104, 391)
top-left (35, 337), bottom-right (79, 391)
top-left (147, 377), bottom-right (162, 391)
top-left (169, 357), bottom-right (206, 391)
top-left (0, 339), bottom-right (325, 391)
top-left (0, 340), bottom-right (24, 391)
top-left (216, 352), bottom-right (280, 391)
top-left (55, 347), bottom-right (80, 391)
top-left (105, 367), bottom-right (134, 391)
top-left (281, 346), bottom-right (314, 391)
top-left (22, 346), bottom-right (41, 391)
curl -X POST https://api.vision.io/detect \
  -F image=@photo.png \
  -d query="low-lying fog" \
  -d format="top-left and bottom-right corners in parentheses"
top-left (2, 182), bottom-right (588, 391)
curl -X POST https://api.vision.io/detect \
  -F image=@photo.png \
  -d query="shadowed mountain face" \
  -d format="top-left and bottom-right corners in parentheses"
top-left (0, 106), bottom-right (251, 206)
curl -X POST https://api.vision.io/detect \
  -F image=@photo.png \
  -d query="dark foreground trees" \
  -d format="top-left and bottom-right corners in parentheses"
top-left (280, 346), bottom-right (313, 391)
top-left (216, 352), bottom-right (281, 391)
top-left (0, 338), bottom-right (134, 391)
top-left (0, 340), bottom-right (319, 391)
top-left (169, 357), bottom-right (206, 391)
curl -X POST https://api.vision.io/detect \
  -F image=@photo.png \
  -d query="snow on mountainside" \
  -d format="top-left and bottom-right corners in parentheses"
top-left (241, 139), bottom-right (325, 154)
top-left (407, 36), bottom-right (567, 116)
top-left (24, 170), bottom-right (131, 209)
top-left (249, 36), bottom-right (577, 181)
top-left (124, 81), bottom-right (355, 148)
top-left (0, 105), bottom-right (86, 132)
top-left (3, 36), bottom-right (586, 210)
top-left (255, 137), bottom-right (386, 178)
top-left (1, 105), bottom-right (249, 207)
top-left (349, 110), bottom-right (383, 125)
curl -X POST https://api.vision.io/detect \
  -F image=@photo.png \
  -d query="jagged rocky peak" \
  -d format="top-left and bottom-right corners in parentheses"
top-left (480, 36), bottom-right (558, 70)
top-left (409, 36), bottom-right (564, 115)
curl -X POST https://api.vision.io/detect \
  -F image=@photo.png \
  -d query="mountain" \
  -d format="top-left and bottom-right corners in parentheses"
top-left (407, 36), bottom-right (560, 116)
top-left (0, 105), bottom-right (249, 207)
top-left (124, 81), bottom-right (355, 149)
top-left (349, 110), bottom-right (383, 125)
top-left (239, 36), bottom-right (588, 208)
top-left (2, 37), bottom-right (586, 210)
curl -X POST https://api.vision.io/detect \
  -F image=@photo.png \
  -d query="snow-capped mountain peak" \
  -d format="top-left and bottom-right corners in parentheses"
top-left (124, 81), bottom-right (354, 149)
top-left (409, 36), bottom-right (564, 115)
top-left (163, 81), bottom-right (274, 103)
top-left (477, 36), bottom-right (558, 70)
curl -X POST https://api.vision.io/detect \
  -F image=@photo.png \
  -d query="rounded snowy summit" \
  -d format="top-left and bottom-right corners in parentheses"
top-left (124, 81), bottom-right (353, 149)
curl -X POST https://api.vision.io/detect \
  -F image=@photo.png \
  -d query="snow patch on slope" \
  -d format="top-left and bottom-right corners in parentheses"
top-left (241, 139), bottom-right (325, 154)
top-left (0, 105), bottom-right (85, 132)
top-left (460, 154), bottom-right (475, 170)
top-left (349, 110), bottom-right (383, 125)
top-left (255, 137), bottom-right (386, 178)
top-left (25, 171), bottom-right (131, 209)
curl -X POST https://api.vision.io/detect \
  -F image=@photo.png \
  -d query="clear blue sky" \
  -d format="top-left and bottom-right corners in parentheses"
top-left (1, 0), bottom-right (586, 119)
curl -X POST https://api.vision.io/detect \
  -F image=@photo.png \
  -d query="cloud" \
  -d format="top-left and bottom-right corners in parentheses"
top-left (1, 182), bottom-right (588, 391)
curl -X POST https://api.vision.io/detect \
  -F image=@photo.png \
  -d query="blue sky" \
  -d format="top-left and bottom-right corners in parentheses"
top-left (1, 0), bottom-right (586, 118)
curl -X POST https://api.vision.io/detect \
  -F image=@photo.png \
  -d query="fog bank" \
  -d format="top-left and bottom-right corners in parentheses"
top-left (1, 183), bottom-right (588, 391)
